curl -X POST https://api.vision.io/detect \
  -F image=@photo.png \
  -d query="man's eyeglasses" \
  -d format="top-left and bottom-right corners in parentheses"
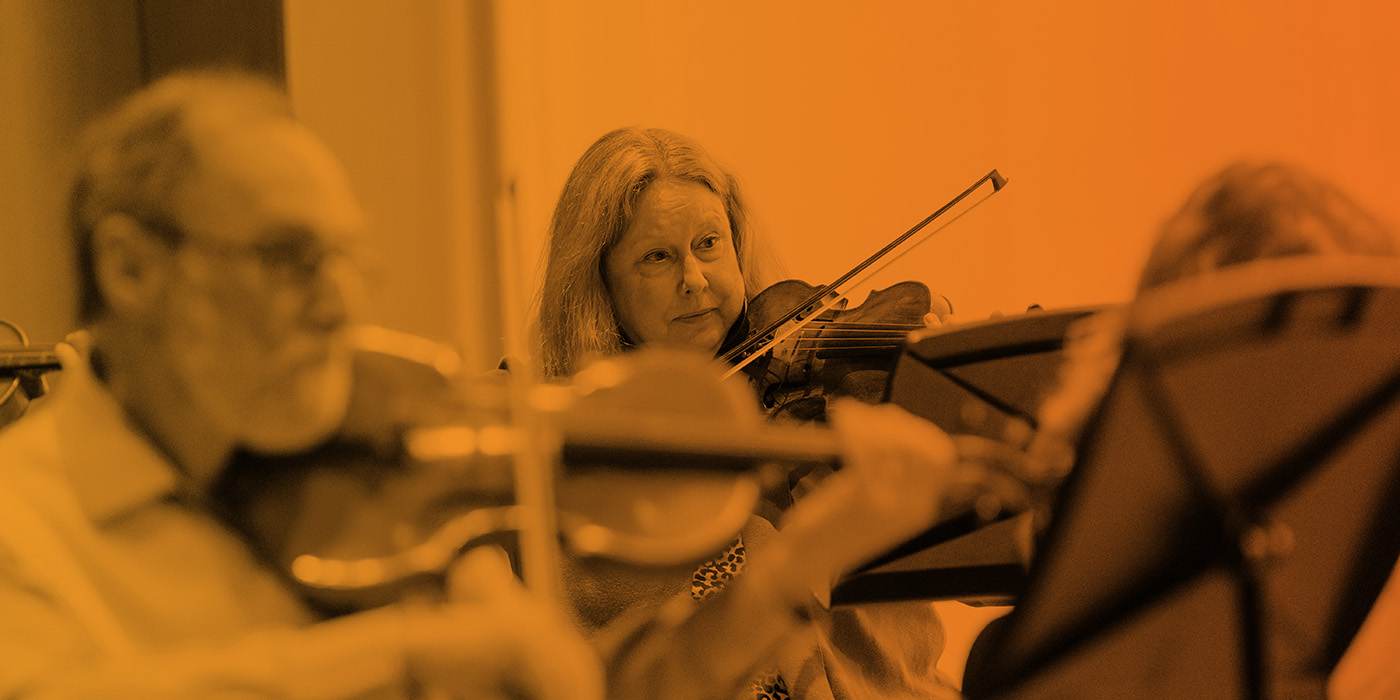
top-left (134, 216), bottom-right (367, 287)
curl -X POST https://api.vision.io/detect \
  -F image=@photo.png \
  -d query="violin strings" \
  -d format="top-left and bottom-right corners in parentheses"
top-left (800, 322), bottom-right (924, 330)
top-left (721, 321), bottom-right (924, 364)
top-left (787, 346), bottom-right (907, 351)
top-left (789, 335), bottom-right (917, 341)
top-left (723, 320), bottom-right (929, 367)
top-left (789, 343), bottom-right (907, 350)
top-left (788, 343), bottom-right (905, 352)
top-left (789, 333), bottom-right (918, 338)
top-left (792, 325), bottom-right (923, 332)
top-left (790, 332), bottom-right (918, 338)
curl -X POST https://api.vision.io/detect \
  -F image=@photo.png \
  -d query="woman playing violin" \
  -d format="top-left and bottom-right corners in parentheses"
top-left (533, 127), bottom-right (961, 700)
top-left (535, 127), bottom-right (776, 378)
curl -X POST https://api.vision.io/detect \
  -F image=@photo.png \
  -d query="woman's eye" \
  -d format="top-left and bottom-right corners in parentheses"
top-left (642, 250), bottom-right (669, 263)
top-left (697, 234), bottom-right (720, 250)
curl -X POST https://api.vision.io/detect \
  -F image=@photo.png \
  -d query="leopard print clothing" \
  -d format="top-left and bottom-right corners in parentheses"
top-left (690, 536), bottom-right (790, 700)
top-left (748, 670), bottom-right (793, 700)
top-left (691, 534), bottom-right (747, 601)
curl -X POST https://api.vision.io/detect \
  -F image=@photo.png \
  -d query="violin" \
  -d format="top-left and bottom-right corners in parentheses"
top-left (724, 170), bottom-right (1008, 421)
top-left (741, 279), bottom-right (937, 421)
top-left (212, 343), bottom-right (522, 615)
top-left (214, 345), bottom-right (831, 613)
top-left (1, 320), bottom-right (60, 429)
top-left (215, 344), bottom-right (1042, 616)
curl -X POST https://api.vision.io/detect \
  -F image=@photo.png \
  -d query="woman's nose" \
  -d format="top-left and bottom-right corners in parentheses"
top-left (680, 254), bottom-right (709, 294)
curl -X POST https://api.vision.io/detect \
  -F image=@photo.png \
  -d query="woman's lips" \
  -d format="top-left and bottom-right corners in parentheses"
top-left (673, 308), bottom-right (718, 322)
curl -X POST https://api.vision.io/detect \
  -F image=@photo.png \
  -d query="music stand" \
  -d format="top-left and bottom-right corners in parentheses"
top-left (968, 256), bottom-right (1400, 699)
top-left (884, 306), bottom-right (1107, 444)
top-left (831, 306), bottom-right (1105, 606)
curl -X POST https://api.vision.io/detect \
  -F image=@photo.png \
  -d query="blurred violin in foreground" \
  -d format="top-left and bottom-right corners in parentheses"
top-left (215, 344), bottom-right (1047, 615)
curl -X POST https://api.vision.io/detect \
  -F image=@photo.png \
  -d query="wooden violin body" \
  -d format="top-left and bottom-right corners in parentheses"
top-left (214, 349), bottom-right (810, 615)
top-left (213, 350), bottom-right (518, 615)
top-left (740, 279), bottom-right (932, 422)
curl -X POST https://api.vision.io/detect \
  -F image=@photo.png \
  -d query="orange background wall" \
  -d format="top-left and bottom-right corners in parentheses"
top-left (284, 0), bottom-right (506, 371)
top-left (6, 1), bottom-right (1396, 359)
top-left (498, 0), bottom-right (1399, 326)
top-left (0, 1), bottom-right (141, 345)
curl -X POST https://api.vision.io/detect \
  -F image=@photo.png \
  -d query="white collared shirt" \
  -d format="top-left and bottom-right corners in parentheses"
top-left (0, 348), bottom-right (408, 699)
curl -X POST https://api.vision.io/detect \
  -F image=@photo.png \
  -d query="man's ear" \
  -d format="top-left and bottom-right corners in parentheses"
top-left (91, 214), bottom-right (172, 315)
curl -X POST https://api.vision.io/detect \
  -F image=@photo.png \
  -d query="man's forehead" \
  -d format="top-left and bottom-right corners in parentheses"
top-left (176, 118), bottom-right (366, 242)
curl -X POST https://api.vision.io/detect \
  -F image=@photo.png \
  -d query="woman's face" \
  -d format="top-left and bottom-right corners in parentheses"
top-left (604, 177), bottom-right (745, 354)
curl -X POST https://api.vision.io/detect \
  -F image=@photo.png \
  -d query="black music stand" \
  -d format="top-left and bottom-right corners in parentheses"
top-left (831, 306), bottom-right (1105, 606)
top-left (967, 257), bottom-right (1400, 700)
top-left (884, 306), bottom-right (1106, 443)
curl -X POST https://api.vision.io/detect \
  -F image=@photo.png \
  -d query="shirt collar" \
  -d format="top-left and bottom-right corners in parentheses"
top-left (49, 342), bottom-right (180, 523)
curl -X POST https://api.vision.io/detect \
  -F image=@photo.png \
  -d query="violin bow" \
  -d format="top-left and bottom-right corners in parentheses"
top-left (720, 169), bottom-right (1008, 378)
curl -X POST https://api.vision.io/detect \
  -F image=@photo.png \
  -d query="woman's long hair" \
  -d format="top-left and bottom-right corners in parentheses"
top-left (532, 127), bottom-right (779, 379)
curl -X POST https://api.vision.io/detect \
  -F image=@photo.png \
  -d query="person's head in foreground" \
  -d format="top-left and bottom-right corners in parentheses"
top-left (71, 71), bottom-right (366, 461)
top-left (1036, 160), bottom-right (1398, 472)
